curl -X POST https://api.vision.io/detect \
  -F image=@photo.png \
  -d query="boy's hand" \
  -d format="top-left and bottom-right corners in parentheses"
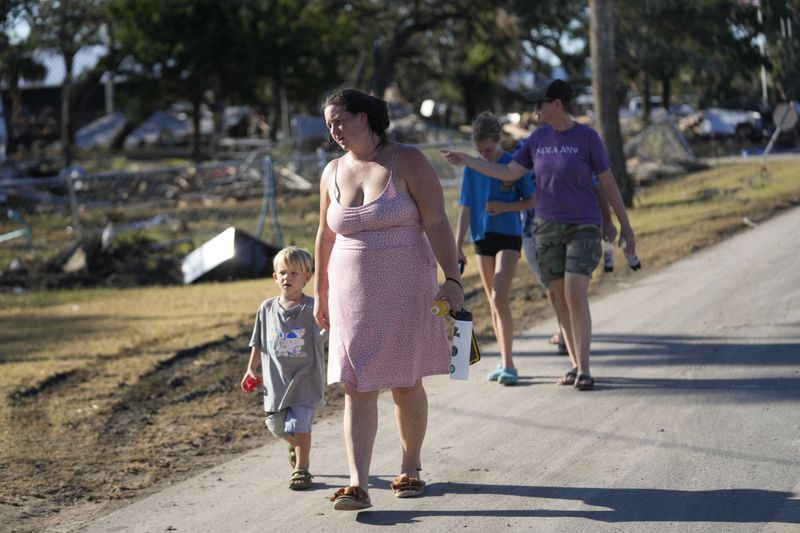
top-left (241, 370), bottom-right (261, 393)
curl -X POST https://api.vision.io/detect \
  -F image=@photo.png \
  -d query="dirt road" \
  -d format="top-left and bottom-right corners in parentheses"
top-left (81, 207), bottom-right (800, 533)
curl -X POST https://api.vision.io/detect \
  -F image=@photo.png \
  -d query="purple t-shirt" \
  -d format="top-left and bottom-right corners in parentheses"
top-left (513, 123), bottom-right (609, 225)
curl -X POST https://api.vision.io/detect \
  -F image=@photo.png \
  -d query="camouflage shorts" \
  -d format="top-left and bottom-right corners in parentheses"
top-left (532, 217), bottom-right (602, 285)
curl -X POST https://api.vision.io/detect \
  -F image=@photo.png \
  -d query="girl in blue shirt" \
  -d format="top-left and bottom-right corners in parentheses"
top-left (455, 112), bottom-right (534, 385)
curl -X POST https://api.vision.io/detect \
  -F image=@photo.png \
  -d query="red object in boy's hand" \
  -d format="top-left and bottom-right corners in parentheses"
top-left (242, 374), bottom-right (262, 393)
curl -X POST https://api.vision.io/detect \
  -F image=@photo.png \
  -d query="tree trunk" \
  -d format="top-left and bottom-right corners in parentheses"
top-left (210, 90), bottom-right (224, 159)
top-left (61, 55), bottom-right (74, 167)
top-left (9, 80), bottom-right (23, 154)
top-left (349, 53), bottom-right (368, 88)
top-left (191, 95), bottom-right (202, 162)
top-left (589, 0), bottom-right (634, 207)
top-left (369, 25), bottom-right (415, 97)
top-left (280, 84), bottom-right (290, 142)
top-left (270, 78), bottom-right (283, 143)
top-left (661, 77), bottom-right (671, 112)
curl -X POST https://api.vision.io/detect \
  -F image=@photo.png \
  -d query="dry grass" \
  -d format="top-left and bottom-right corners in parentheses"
top-left (1, 157), bottom-right (799, 532)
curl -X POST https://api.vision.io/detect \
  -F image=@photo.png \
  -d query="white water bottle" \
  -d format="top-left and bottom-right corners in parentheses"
top-left (449, 310), bottom-right (473, 380)
top-left (619, 238), bottom-right (641, 271)
top-left (603, 240), bottom-right (614, 272)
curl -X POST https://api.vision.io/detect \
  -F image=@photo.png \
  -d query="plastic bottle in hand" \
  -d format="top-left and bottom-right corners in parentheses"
top-left (619, 238), bottom-right (641, 271)
top-left (603, 240), bottom-right (614, 272)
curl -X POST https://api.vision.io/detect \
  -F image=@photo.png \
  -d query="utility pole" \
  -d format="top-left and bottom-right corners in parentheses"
top-left (757, 5), bottom-right (769, 105)
top-left (780, 9), bottom-right (796, 101)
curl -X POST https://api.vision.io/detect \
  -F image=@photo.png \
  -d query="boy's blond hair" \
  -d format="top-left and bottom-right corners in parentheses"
top-left (272, 246), bottom-right (314, 274)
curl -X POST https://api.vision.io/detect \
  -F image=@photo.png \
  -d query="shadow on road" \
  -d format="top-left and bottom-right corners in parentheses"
top-left (355, 482), bottom-right (800, 525)
top-left (514, 333), bottom-right (800, 367)
top-left (488, 333), bottom-right (800, 402)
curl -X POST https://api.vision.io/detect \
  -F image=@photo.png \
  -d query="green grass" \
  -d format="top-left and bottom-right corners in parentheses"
top-left (629, 159), bottom-right (800, 270)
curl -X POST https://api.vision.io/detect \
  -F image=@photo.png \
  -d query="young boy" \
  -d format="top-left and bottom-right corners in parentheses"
top-left (241, 246), bottom-right (327, 491)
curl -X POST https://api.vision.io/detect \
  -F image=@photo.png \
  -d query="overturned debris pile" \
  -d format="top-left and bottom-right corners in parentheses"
top-left (0, 234), bottom-right (185, 291)
top-left (625, 119), bottom-right (707, 183)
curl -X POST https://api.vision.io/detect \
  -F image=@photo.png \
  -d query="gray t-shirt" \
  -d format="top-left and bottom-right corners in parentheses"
top-left (249, 295), bottom-right (327, 412)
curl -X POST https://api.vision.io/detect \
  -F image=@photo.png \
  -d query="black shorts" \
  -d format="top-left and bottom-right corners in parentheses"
top-left (473, 232), bottom-right (522, 256)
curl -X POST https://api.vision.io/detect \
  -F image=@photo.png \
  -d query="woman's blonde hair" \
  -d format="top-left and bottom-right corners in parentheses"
top-left (272, 246), bottom-right (314, 274)
top-left (471, 111), bottom-right (502, 142)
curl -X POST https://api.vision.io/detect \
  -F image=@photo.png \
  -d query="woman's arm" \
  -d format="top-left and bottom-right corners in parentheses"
top-left (314, 161), bottom-right (337, 329)
top-left (442, 150), bottom-right (529, 183)
top-left (403, 146), bottom-right (464, 311)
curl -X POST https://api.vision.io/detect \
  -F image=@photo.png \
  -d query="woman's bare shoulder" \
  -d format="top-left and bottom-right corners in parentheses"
top-left (393, 142), bottom-right (432, 170)
top-left (320, 156), bottom-right (343, 185)
top-left (392, 141), bottom-right (421, 158)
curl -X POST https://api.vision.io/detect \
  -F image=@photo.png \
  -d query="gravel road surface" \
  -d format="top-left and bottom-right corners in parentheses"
top-left (81, 207), bottom-right (800, 533)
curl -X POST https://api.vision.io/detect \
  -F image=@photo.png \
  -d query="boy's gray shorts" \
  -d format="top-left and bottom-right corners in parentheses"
top-left (265, 405), bottom-right (315, 437)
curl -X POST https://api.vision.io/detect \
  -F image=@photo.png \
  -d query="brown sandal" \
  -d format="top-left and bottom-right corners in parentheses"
top-left (330, 486), bottom-right (372, 510)
top-left (390, 475), bottom-right (426, 498)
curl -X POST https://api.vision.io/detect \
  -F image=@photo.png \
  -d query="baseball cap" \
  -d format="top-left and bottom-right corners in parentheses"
top-left (523, 79), bottom-right (575, 104)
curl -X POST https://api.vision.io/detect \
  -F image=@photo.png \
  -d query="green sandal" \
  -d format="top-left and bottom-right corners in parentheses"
top-left (289, 468), bottom-right (313, 490)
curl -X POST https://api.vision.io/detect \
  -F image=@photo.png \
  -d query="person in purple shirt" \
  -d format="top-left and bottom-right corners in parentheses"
top-left (444, 79), bottom-right (636, 390)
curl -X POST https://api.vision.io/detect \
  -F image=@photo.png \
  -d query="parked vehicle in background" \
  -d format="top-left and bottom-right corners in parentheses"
top-left (628, 95), bottom-right (663, 115)
top-left (696, 107), bottom-right (764, 141)
top-left (669, 103), bottom-right (697, 118)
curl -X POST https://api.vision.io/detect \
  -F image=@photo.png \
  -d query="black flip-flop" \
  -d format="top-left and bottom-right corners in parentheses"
top-left (574, 374), bottom-right (595, 391)
top-left (558, 368), bottom-right (578, 386)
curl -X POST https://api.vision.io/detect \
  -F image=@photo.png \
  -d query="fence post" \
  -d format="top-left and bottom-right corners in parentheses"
top-left (0, 209), bottom-right (32, 245)
top-left (61, 166), bottom-right (84, 241)
top-left (257, 156), bottom-right (283, 247)
top-left (316, 147), bottom-right (327, 177)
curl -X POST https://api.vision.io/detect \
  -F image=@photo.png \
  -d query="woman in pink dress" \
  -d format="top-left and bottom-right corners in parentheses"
top-left (315, 89), bottom-right (463, 511)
